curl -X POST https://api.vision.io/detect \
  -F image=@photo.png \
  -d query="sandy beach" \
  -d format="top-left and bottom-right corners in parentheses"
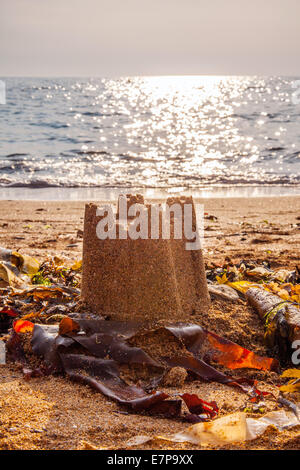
top-left (0, 195), bottom-right (299, 266)
top-left (2, 0), bottom-right (300, 455)
top-left (0, 195), bottom-right (299, 450)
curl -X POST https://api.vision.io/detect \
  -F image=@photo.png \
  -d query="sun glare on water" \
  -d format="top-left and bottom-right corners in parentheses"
top-left (104, 75), bottom-right (252, 187)
top-left (2, 76), bottom-right (295, 189)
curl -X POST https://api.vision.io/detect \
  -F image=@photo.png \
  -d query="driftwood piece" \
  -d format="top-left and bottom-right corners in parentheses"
top-left (246, 287), bottom-right (300, 356)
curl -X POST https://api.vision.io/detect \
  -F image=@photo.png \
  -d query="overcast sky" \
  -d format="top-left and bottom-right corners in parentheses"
top-left (1, 0), bottom-right (300, 76)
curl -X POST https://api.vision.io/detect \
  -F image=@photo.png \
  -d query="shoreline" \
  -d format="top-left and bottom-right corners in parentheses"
top-left (0, 185), bottom-right (300, 201)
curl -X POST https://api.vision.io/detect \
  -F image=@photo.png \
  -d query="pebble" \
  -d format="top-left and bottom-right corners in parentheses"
top-left (0, 340), bottom-right (6, 365)
top-left (163, 367), bottom-right (188, 387)
top-left (208, 284), bottom-right (240, 302)
top-left (8, 427), bottom-right (18, 433)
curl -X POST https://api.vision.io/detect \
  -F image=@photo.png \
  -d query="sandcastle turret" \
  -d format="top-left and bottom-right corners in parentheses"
top-left (81, 194), bottom-right (210, 324)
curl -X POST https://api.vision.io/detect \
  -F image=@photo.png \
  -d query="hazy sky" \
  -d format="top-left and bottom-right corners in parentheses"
top-left (1, 0), bottom-right (300, 76)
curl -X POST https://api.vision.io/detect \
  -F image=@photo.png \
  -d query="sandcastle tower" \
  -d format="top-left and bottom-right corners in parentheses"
top-left (81, 194), bottom-right (210, 324)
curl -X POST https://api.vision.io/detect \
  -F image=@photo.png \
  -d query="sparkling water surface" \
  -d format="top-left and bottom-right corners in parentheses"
top-left (0, 76), bottom-right (300, 193)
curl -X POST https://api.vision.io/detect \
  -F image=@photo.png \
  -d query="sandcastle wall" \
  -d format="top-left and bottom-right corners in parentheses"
top-left (81, 195), bottom-right (210, 324)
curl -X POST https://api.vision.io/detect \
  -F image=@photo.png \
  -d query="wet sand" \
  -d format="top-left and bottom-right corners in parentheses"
top-left (0, 196), bottom-right (299, 450)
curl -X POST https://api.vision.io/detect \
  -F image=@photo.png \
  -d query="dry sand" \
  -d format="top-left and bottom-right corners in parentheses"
top-left (0, 195), bottom-right (299, 450)
top-left (0, 195), bottom-right (299, 267)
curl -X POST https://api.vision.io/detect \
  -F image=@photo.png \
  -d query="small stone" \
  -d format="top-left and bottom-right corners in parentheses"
top-left (8, 427), bottom-right (18, 433)
top-left (0, 340), bottom-right (6, 365)
top-left (162, 367), bottom-right (188, 387)
top-left (77, 229), bottom-right (83, 238)
top-left (208, 284), bottom-right (240, 302)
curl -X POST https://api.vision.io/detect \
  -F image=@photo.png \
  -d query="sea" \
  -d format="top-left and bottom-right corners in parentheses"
top-left (0, 76), bottom-right (300, 200)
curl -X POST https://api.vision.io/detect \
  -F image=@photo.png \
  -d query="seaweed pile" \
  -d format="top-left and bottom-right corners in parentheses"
top-left (207, 259), bottom-right (300, 360)
top-left (6, 317), bottom-right (277, 423)
top-left (0, 249), bottom-right (82, 333)
top-left (1, 248), bottom-right (299, 431)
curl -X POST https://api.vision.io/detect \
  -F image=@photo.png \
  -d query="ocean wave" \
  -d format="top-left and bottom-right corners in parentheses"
top-left (1, 76), bottom-right (300, 190)
top-left (1, 175), bottom-right (300, 189)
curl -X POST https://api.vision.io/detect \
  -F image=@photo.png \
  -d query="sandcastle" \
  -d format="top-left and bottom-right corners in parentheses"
top-left (81, 194), bottom-right (210, 324)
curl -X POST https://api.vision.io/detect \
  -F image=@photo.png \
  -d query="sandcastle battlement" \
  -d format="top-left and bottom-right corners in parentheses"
top-left (81, 194), bottom-right (210, 324)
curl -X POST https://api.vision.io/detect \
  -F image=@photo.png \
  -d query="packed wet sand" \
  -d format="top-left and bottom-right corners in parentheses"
top-left (0, 195), bottom-right (299, 450)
